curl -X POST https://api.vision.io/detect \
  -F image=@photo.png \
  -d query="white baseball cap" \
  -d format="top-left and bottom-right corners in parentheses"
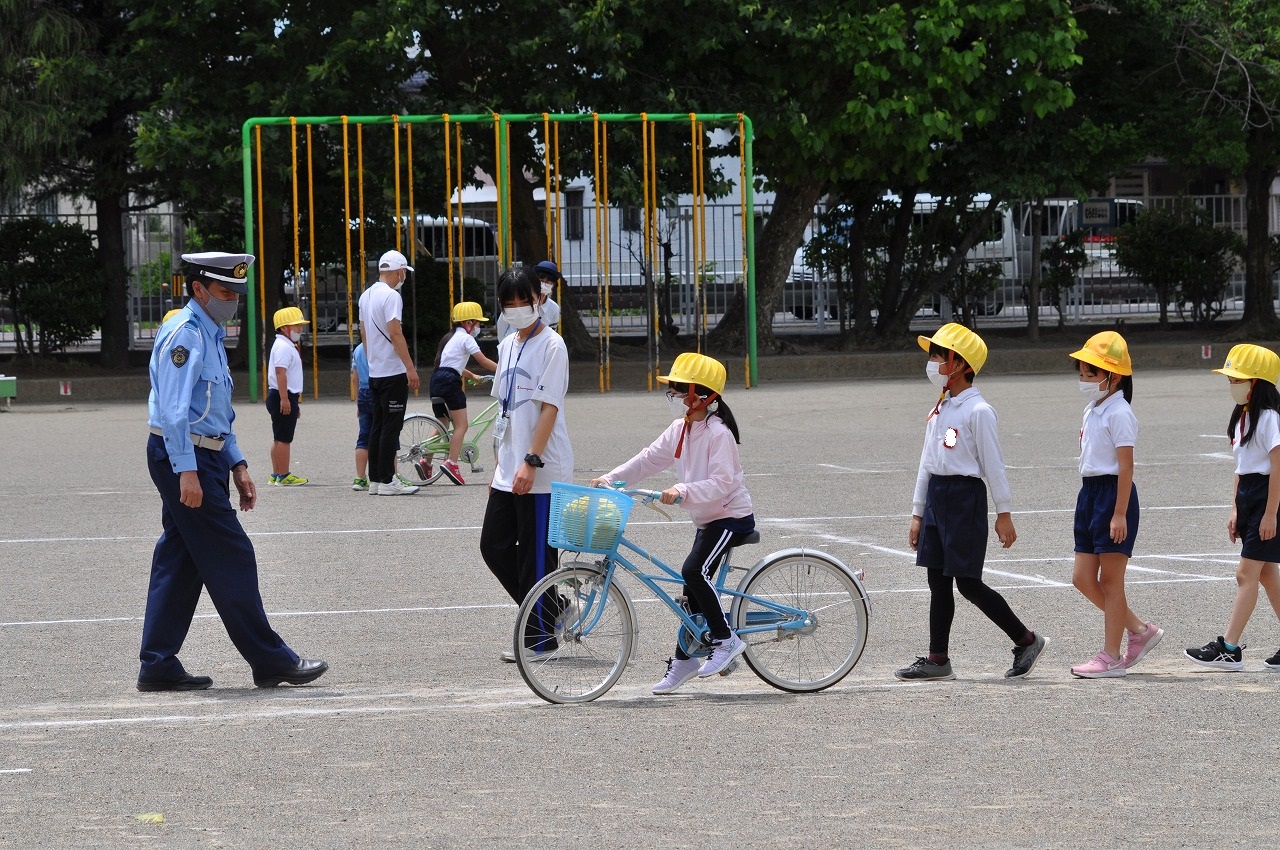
top-left (378, 250), bottom-right (414, 272)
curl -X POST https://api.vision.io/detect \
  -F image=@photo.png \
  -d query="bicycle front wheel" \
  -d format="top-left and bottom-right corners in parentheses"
top-left (397, 413), bottom-right (448, 485)
top-left (514, 566), bottom-right (636, 704)
top-left (732, 550), bottom-right (869, 693)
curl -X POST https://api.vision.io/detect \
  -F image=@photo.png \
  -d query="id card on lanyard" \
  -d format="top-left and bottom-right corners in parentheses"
top-left (493, 319), bottom-right (541, 452)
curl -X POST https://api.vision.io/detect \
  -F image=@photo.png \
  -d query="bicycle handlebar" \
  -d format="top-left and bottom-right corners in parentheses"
top-left (466, 375), bottom-right (494, 387)
top-left (595, 482), bottom-right (682, 506)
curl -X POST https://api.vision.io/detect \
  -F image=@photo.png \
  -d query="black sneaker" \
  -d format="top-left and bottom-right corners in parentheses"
top-left (1184, 636), bottom-right (1244, 671)
top-left (1264, 649), bottom-right (1280, 671)
top-left (1006, 633), bottom-right (1049, 678)
top-left (894, 656), bottom-right (955, 681)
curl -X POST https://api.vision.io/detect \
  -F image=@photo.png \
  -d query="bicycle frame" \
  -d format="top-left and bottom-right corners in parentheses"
top-left (570, 532), bottom-right (812, 647)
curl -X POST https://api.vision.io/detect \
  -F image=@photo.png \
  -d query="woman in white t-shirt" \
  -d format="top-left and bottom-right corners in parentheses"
top-left (1186, 344), bottom-right (1280, 672)
top-left (479, 268), bottom-right (573, 663)
top-left (429, 302), bottom-right (498, 485)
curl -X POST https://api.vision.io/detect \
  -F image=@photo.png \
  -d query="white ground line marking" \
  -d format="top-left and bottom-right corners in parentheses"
top-left (0, 768), bottom-right (33, 774)
top-left (0, 602), bottom-right (516, 629)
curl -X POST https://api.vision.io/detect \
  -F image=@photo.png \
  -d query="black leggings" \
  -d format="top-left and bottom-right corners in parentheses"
top-left (927, 568), bottom-right (1027, 656)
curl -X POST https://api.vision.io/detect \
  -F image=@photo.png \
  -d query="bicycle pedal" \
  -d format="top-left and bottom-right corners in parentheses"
top-left (470, 466), bottom-right (483, 473)
top-left (718, 658), bottom-right (740, 677)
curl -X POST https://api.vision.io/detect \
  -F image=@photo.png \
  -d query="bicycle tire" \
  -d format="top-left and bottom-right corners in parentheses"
top-left (397, 413), bottom-right (449, 485)
top-left (731, 549), bottom-right (869, 693)
top-left (514, 565), bottom-right (636, 704)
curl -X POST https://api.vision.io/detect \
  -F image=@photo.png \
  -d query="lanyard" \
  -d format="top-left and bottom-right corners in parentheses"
top-left (502, 319), bottom-right (542, 416)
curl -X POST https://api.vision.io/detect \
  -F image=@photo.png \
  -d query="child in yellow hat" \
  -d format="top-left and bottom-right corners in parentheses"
top-left (267, 306), bottom-right (309, 486)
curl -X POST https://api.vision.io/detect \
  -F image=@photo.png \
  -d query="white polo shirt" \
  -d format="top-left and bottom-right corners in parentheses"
top-left (490, 324), bottom-right (572, 494)
top-left (439, 327), bottom-right (481, 373)
top-left (357, 281), bottom-right (406, 378)
top-left (912, 386), bottom-right (1012, 516)
top-left (267, 334), bottom-right (303, 393)
top-left (1079, 392), bottom-right (1138, 477)
top-left (1233, 408), bottom-right (1280, 475)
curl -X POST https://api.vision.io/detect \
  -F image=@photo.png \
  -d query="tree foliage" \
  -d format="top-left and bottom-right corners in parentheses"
top-left (0, 218), bottom-right (101, 356)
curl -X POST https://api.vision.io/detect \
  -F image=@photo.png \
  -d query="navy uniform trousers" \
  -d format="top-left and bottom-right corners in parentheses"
top-left (140, 434), bottom-right (297, 679)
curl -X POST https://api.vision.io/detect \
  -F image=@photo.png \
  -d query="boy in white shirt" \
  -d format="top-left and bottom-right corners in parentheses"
top-left (266, 307), bottom-right (309, 486)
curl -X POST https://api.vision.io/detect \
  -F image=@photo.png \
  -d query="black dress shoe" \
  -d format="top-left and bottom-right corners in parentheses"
top-left (253, 658), bottom-right (329, 688)
top-left (137, 672), bottom-right (213, 692)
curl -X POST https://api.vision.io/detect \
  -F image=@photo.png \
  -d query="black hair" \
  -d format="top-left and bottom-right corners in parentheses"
top-left (1075, 360), bottom-right (1134, 404)
top-left (928, 343), bottom-right (975, 382)
top-left (671, 381), bottom-right (741, 443)
top-left (1229, 380), bottom-right (1280, 446)
top-left (497, 266), bottom-right (540, 307)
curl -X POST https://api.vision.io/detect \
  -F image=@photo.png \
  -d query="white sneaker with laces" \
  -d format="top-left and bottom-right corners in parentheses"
top-left (698, 632), bottom-right (746, 678)
top-left (652, 657), bottom-right (702, 694)
top-left (377, 477), bottom-right (419, 496)
top-left (368, 480), bottom-right (380, 495)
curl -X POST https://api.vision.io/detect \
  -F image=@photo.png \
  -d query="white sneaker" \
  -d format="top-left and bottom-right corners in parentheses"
top-left (367, 480), bottom-right (380, 495)
top-left (698, 632), bottom-right (746, 677)
top-left (652, 657), bottom-right (702, 694)
top-left (377, 477), bottom-right (419, 495)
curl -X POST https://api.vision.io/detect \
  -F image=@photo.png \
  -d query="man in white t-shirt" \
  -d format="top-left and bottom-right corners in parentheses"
top-left (357, 249), bottom-right (421, 495)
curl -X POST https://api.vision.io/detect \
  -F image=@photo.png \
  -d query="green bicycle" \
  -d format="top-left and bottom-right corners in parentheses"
top-left (396, 376), bottom-right (499, 485)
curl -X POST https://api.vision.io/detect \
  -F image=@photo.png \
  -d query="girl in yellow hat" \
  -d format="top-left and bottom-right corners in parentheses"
top-left (1186, 344), bottom-right (1280, 672)
top-left (267, 306), bottom-right (310, 486)
top-left (1068, 330), bottom-right (1162, 678)
top-left (429, 301), bottom-right (498, 485)
top-left (589, 352), bottom-right (755, 694)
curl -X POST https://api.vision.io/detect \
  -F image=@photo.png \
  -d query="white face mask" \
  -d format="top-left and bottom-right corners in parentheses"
top-left (287, 328), bottom-right (302, 342)
top-left (666, 391), bottom-right (688, 419)
top-left (926, 361), bottom-right (949, 389)
top-left (468, 323), bottom-right (482, 338)
top-left (1230, 381), bottom-right (1252, 406)
top-left (1079, 379), bottom-right (1109, 402)
top-left (540, 282), bottom-right (554, 297)
top-left (502, 304), bottom-right (539, 330)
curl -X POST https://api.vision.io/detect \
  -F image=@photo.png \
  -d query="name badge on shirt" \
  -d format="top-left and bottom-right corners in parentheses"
top-left (943, 427), bottom-right (959, 449)
top-left (492, 413), bottom-right (509, 443)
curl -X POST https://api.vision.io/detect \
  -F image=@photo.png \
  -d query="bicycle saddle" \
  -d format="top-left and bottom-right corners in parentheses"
top-left (729, 530), bottom-right (760, 548)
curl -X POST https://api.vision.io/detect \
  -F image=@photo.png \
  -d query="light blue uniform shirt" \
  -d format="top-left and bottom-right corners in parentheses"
top-left (147, 300), bottom-right (245, 472)
top-left (351, 343), bottom-right (370, 391)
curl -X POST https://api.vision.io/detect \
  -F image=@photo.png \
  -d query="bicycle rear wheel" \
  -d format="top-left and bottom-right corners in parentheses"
top-left (397, 413), bottom-right (448, 485)
top-left (514, 566), bottom-right (636, 704)
top-left (732, 550), bottom-right (869, 692)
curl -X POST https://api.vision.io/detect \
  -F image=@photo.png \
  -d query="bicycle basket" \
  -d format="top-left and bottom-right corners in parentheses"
top-left (547, 482), bottom-right (634, 554)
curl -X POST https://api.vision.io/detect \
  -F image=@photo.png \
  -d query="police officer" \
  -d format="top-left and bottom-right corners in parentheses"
top-left (139, 251), bottom-right (328, 691)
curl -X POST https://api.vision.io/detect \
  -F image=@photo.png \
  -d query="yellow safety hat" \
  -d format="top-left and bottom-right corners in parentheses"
top-left (917, 323), bottom-right (988, 375)
top-left (1214, 343), bottom-right (1280, 384)
top-left (162, 308), bottom-right (183, 324)
top-left (658, 352), bottom-right (727, 395)
top-left (1070, 331), bottom-right (1132, 376)
top-left (273, 306), bottom-right (309, 329)
top-left (451, 301), bottom-right (489, 323)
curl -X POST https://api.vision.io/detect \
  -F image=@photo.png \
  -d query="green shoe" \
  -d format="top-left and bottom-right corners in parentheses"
top-left (352, 477), bottom-right (369, 491)
top-left (277, 473), bottom-right (309, 486)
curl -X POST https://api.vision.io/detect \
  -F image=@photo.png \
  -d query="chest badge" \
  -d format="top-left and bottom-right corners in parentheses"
top-left (171, 346), bottom-right (189, 367)
top-left (943, 427), bottom-right (959, 449)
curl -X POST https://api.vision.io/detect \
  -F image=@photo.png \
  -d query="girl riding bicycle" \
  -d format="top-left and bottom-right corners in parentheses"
top-left (430, 301), bottom-right (498, 485)
top-left (590, 352), bottom-right (755, 695)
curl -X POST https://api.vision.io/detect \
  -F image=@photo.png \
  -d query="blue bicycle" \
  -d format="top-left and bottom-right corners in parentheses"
top-left (513, 482), bottom-right (872, 703)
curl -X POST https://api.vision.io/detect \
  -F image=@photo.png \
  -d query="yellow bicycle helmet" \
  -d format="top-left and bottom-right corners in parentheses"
top-left (1070, 331), bottom-right (1132, 376)
top-left (658, 352), bottom-right (727, 395)
top-left (451, 301), bottom-right (489, 323)
top-left (1214, 343), bottom-right (1280, 385)
top-left (918, 323), bottom-right (988, 375)
top-left (273, 306), bottom-right (309, 329)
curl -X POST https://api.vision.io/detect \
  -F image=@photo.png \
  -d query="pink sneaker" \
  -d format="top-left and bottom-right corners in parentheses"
top-left (1071, 649), bottom-right (1126, 679)
top-left (1122, 621), bottom-right (1164, 669)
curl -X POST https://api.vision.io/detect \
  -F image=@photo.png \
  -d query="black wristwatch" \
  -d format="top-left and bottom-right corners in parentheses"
top-left (524, 452), bottom-right (545, 468)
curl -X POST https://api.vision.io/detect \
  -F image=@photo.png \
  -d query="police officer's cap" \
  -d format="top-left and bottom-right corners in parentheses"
top-left (182, 252), bottom-right (254, 294)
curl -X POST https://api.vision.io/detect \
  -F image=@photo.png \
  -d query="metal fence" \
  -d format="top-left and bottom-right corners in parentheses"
top-left (4, 192), bottom-right (1280, 353)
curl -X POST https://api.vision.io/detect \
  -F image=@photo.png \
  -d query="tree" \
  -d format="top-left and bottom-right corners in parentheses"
top-left (0, 218), bottom-right (101, 357)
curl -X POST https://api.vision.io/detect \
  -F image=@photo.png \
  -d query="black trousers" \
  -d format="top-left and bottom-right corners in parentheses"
top-left (368, 373), bottom-right (409, 484)
top-left (927, 567), bottom-right (1028, 656)
top-left (480, 489), bottom-right (558, 649)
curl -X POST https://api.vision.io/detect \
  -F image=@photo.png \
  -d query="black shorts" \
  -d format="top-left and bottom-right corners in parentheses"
top-left (1236, 473), bottom-right (1280, 563)
top-left (429, 367), bottom-right (466, 418)
top-left (1073, 475), bottom-right (1139, 557)
top-left (265, 389), bottom-right (300, 443)
top-left (917, 475), bottom-right (988, 579)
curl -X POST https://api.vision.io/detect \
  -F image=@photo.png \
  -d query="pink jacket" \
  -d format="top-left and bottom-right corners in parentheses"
top-left (606, 416), bottom-right (753, 528)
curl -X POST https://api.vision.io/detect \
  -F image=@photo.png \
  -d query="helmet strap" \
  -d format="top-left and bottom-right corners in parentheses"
top-left (674, 387), bottom-right (719, 458)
